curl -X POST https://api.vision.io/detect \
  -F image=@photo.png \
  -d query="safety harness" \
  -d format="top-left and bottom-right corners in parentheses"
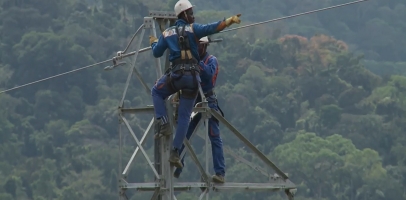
top-left (165, 24), bottom-right (200, 98)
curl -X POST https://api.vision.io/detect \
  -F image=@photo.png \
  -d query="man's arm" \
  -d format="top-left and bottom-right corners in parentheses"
top-left (151, 34), bottom-right (167, 58)
top-left (192, 21), bottom-right (223, 39)
top-left (199, 56), bottom-right (218, 77)
top-left (193, 14), bottom-right (242, 39)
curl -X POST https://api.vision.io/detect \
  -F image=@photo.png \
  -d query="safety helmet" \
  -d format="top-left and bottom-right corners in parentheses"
top-left (174, 0), bottom-right (193, 16)
top-left (199, 36), bottom-right (209, 43)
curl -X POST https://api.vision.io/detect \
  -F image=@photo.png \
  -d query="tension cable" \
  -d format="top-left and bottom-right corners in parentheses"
top-left (0, 0), bottom-right (370, 94)
top-left (220, 0), bottom-right (369, 33)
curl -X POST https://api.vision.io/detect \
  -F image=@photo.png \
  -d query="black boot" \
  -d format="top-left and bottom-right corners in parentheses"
top-left (168, 148), bottom-right (183, 168)
top-left (173, 171), bottom-right (180, 179)
top-left (154, 117), bottom-right (171, 139)
top-left (212, 174), bottom-right (225, 183)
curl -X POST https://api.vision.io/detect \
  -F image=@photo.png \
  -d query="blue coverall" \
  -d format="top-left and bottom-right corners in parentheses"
top-left (174, 53), bottom-right (226, 177)
top-left (151, 19), bottom-right (225, 151)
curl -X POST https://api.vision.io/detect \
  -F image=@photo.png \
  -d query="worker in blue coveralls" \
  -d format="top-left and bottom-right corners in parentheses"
top-left (173, 36), bottom-right (226, 183)
top-left (149, 0), bottom-right (242, 169)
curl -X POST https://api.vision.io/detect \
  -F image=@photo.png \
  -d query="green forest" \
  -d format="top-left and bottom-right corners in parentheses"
top-left (1, 0), bottom-right (405, 199)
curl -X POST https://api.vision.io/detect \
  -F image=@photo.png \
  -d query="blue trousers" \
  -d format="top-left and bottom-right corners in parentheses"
top-left (151, 72), bottom-right (200, 150)
top-left (174, 95), bottom-right (226, 177)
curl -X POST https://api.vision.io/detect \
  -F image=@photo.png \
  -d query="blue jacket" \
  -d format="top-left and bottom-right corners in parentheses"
top-left (198, 52), bottom-right (219, 93)
top-left (151, 19), bottom-right (223, 62)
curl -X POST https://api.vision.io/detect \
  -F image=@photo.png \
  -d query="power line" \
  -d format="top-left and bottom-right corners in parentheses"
top-left (0, 59), bottom-right (112, 94)
top-left (220, 0), bottom-right (369, 33)
top-left (0, 0), bottom-right (369, 94)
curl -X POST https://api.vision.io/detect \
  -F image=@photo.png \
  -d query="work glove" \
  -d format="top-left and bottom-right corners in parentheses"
top-left (149, 36), bottom-right (158, 45)
top-left (225, 14), bottom-right (242, 27)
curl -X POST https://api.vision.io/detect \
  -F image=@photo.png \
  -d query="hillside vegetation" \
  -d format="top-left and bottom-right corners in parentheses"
top-left (0, 0), bottom-right (405, 199)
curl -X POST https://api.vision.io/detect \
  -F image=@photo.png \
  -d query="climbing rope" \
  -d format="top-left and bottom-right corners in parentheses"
top-left (0, 0), bottom-right (370, 94)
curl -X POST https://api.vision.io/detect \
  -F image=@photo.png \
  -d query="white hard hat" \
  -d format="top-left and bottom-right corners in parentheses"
top-left (199, 36), bottom-right (209, 43)
top-left (174, 0), bottom-right (193, 16)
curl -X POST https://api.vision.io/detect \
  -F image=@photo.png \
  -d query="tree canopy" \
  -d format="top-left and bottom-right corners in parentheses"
top-left (0, 0), bottom-right (405, 199)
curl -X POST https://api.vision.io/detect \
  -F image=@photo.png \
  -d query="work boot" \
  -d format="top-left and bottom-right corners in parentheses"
top-left (154, 117), bottom-right (171, 139)
top-left (212, 174), bottom-right (225, 183)
top-left (173, 167), bottom-right (183, 178)
top-left (173, 171), bottom-right (180, 179)
top-left (169, 149), bottom-right (183, 168)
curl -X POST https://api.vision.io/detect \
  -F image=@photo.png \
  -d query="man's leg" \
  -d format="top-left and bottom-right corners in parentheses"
top-left (174, 112), bottom-right (202, 178)
top-left (169, 75), bottom-right (199, 168)
top-left (208, 108), bottom-right (225, 183)
top-left (151, 75), bottom-right (174, 138)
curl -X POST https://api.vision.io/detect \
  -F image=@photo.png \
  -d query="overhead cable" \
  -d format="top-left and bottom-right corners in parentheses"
top-left (220, 0), bottom-right (369, 33)
top-left (0, 0), bottom-right (369, 94)
top-left (0, 60), bottom-right (112, 94)
top-left (122, 24), bottom-right (145, 54)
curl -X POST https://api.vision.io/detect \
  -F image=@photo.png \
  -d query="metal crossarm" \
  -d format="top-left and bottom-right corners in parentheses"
top-left (123, 180), bottom-right (296, 191)
top-left (210, 109), bottom-right (289, 180)
top-left (121, 106), bottom-right (209, 114)
top-left (183, 139), bottom-right (210, 182)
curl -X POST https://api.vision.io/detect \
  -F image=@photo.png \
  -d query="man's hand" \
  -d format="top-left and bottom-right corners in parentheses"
top-left (198, 61), bottom-right (206, 70)
top-left (199, 61), bottom-right (205, 66)
top-left (149, 36), bottom-right (158, 45)
top-left (225, 14), bottom-right (242, 27)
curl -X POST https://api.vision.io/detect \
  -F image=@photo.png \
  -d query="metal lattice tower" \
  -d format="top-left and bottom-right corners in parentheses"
top-left (106, 11), bottom-right (297, 200)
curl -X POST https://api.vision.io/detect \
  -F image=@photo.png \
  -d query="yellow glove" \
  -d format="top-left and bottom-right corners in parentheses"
top-left (149, 36), bottom-right (158, 45)
top-left (225, 14), bottom-right (242, 27)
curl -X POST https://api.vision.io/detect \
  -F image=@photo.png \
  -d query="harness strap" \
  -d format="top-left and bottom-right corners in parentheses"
top-left (181, 26), bottom-right (188, 60)
top-left (182, 25), bottom-right (193, 60)
top-left (165, 24), bottom-right (200, 94)
top-left (176, 25), bottom-right (185, 60)
top-left (176, 25), bottom-right (193, 62)
top-left (217, 104), bottom-right (225, 117)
